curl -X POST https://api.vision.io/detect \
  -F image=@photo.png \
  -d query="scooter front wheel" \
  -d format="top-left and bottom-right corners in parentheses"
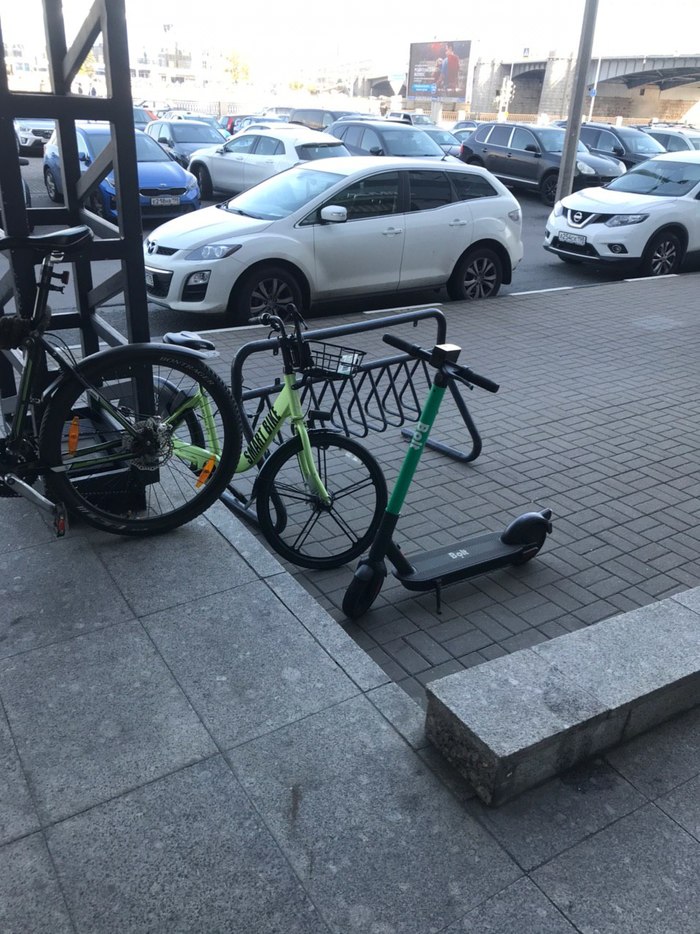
top-left (342, 561), bottom-right (386, 619)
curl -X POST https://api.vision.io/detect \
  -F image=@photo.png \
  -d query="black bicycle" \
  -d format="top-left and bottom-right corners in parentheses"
top-left (0, 225), bottom-right (243, 536)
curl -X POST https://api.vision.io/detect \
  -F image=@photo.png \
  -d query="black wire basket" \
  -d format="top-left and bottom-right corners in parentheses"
top-left (301, 341), bottom-right (366, 380)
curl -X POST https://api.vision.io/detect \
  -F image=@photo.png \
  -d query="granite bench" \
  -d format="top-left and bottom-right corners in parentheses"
top-left (425, 590), bottom-right (700, 806)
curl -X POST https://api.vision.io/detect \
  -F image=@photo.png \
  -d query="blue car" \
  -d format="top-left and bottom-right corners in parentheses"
top-left (43, 122), bottom-right (200, 221)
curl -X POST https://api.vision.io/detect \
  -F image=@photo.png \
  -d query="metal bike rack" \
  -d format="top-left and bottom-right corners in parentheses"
top-left (221, 308), bottom-right (483, 522)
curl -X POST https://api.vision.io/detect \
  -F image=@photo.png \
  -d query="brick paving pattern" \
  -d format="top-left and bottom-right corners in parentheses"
top-left (205, 276), bottom-right (700, 706)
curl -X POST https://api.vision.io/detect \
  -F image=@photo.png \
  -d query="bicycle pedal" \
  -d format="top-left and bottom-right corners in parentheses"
top-left (53, 503), bottom-right (68, 538)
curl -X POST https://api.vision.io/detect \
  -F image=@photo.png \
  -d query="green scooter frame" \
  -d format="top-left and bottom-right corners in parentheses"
top-left (342, 335), bottom-right (552, 619)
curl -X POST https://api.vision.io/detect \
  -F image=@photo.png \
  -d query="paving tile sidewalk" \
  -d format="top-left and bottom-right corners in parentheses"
top-left (1, 277), bottom-right (700, 931)
top-left (207, 273), bottom-right (700, 706)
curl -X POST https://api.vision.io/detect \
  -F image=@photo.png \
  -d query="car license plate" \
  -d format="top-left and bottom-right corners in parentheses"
top-left (559, 230), bottom-right (586, 246)
top-left (151, 195), bottom-right (179, 206)
top-left (145, 271), bottom-right (154, 288)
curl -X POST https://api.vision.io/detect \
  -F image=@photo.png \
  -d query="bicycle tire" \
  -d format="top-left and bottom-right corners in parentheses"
top-left (39, 345), bottom-right (242, 535)
top-left (255, 431), bottom-right (387, 570)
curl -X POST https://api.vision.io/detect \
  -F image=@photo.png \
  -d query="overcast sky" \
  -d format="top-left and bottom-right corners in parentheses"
top-left (2, 0), bottom-right (699, 76)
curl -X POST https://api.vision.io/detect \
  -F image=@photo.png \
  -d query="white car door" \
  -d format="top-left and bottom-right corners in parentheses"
top-left (243, 135), bottom-right (291, 190)
top-left (308, 171), bottom-right (404, 298)
top-left (400, 169), bottom-right (474, 288)
top-left (208, 134), bottom-right (258, 193)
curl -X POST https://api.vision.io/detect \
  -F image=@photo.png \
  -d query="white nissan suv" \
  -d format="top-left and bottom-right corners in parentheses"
top-left (544, 151), bottom-right (700, 277)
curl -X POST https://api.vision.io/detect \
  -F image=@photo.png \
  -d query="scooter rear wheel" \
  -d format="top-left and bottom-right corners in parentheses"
top-left (342, 562), bottom-right (385, 619)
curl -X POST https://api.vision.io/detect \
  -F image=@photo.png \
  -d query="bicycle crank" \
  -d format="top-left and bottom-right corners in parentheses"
top-left (1, 473), bottom-right (69, 537)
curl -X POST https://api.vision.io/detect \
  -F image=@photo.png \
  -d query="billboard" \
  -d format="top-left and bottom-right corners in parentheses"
top-left (407, 40), bottom-right (471, 103)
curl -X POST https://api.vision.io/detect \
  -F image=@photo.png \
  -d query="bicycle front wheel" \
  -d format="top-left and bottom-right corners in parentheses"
top-left (39, 345), bottom-right (242, 535)
top-left (256, 431), bottom-right (387, 570)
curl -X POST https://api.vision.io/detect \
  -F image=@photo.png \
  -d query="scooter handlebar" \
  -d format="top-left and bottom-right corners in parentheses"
top-left (382, 333), bottom-right (499, 393)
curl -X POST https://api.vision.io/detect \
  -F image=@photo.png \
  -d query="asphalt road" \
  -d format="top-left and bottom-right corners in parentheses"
top-left (11, 151), bottom-right (700, 341)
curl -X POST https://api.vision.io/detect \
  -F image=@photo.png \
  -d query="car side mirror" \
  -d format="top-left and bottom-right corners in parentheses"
top-left (320, 205), bottom-right (347, 224)
top-left (369, 146), bottom-right (384, 156)
top-left (78, 152), bottom-right (91, 165)
top-left (158, 136), bottom-right (170, 145)
top-left (612, 146), bottom-right (624, 156)
top-left (524, 144), bottom-right (540, 155)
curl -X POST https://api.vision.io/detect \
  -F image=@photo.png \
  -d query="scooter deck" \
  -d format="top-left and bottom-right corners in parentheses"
top-left (393, 531), bottom-right (528, 590)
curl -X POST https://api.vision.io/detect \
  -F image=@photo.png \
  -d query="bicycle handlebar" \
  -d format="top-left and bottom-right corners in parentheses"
top-left (382, 333), bottom-right (499, 393)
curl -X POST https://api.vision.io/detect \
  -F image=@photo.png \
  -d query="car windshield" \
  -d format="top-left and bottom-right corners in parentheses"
top-left (690, 137), bottom-right (700, 150)
top-left (171, 124), bottom-right (223, 143)
top-left (381, 128), bottom-right (445, 157)
top-left (81, 130), bottom-right (170, 162)
top-left (411, 115), bottom-right (433, 125)
top-left (605, 159), bottom-right (700, 196)
top-left (622, 131), bottom-right (665, 154)
top-left (426, 129), bottom-right (459, 145)
top-left (295, 142), bottom-right (350, 160)
top-left (221, 165), bottom-right (345, 220)
top-left (535, 128), bottom-right (587, 153)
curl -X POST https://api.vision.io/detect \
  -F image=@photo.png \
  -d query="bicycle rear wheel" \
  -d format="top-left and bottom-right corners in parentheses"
top-left (255, 431), bottom-right (387, 570)
top-left (39, 345), bottom-right (242, 535)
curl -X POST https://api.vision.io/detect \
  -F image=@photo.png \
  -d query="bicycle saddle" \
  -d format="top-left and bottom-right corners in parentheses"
top-left (163, 331), bottom-right (216, 351)
top-left (0, 225), bottom-right (93, 256)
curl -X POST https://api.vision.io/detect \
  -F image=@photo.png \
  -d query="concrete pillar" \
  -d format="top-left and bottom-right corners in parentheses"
top-left (539, 53), bottom-right (575, 119)
top-left (471, 60), bottom-right (508, 116)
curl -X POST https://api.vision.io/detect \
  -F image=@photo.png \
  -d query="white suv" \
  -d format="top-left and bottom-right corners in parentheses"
top-left (544, 151), bottom-right (700, 276)
top-left (144, 156), bottom-right (523, 324)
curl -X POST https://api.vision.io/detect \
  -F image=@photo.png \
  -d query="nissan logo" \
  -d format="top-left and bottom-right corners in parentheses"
top-left (572, 211), bottom-right (583, 224)
top-left (147, 241), bottom-right (156, 254)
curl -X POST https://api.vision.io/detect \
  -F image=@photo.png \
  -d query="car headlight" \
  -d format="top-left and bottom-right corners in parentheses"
top-left (17, 124), bottom-right (31, 132)
top-left (552, 201), bottom-right (564, 217)
top-left (102, 176), bottom-right (116, 192)
top-left (186, 174), bottom-right (198, 191)
top-left (507, 208), bottom-right (521, 222)
top-left (604, 214), bottom-right (648, 227)
top-left (576, 161), bottom-right (596, 176)
top-left (185, 243), bottom-right (243, 260)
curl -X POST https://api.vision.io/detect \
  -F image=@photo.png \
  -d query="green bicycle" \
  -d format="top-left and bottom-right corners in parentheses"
top-left (218, 310), bottom-right (388, 570)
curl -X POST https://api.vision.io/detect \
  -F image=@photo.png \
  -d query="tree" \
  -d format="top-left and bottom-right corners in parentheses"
top-left (223, 52), bottom-right (249, 85)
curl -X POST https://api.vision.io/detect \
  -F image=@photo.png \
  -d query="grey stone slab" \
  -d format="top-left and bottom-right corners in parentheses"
top-left (426, 650), bottom-right (624, 804)
top-left (533, 804), bottom-right (700, 934)
top-left (468, 758), bottom-right (645, 870)
top-left (267, 571), bottom-right (389, 692)
top-left (143, 582), bottom-right (358, 747)
top-left (444, 877), bottom-right (578, 933)
top-left (227, 695), bottom-right (520, 933)
top-left (607, 706), bottom-right (700, 798)
top-left (532, 599), bottom-right (700, 713)
top-left (0, 705), bottom-right (38, 845)
top-left (670, 586), bottom-right (700, 613)
top-left (205, 499), bottom-right (284, 577)
top-left (0, 833), bottom-right (73, 933)
top-left (47, 757), bottom-right (330, 934)
top-left (0, 499), bottom-right (56, 554)
top-left (90, 515), bottom-right (258, 616)
top-left (657, 773), bottom-right (700, 840)
top-left (0, 621), bottom-right (215, 823)
top-left (367, 681), bottom-right (428, 749)
top-left (0, 537), bottom-right (133, 658)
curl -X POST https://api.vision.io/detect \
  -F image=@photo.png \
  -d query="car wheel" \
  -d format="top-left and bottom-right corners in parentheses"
top-left (44, 167), bottom-right (63, 203)
top-left (87, 190), bottom-right (105, 218)
top-left (192, 164), bottom-right (213, 199)
top-left (640, 230), bottom-right (684, 277)
top-left (540, 173), bottom-right (559, 206)
top-left (228, 265), bottom-right (303, 325)
top-left (447, 248), bottom-right (503, 300)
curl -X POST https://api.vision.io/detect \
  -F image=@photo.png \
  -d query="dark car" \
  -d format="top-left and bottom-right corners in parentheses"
top-left (460, 121), bottom-right (626, 204)
top-left (288, 107), bottom-right (359, 131)
top-left (133, 105), bottom-right (155, 131)
top-left (325, 119), bottom-right (449, 160)
top-left (144, 119), bottom-right (228, 168)
top-left (560, 121), bottom-right (666, 169)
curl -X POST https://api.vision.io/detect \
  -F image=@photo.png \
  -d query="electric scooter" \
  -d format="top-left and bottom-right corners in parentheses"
top-left (342, 335), bottom-right (553, 619)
